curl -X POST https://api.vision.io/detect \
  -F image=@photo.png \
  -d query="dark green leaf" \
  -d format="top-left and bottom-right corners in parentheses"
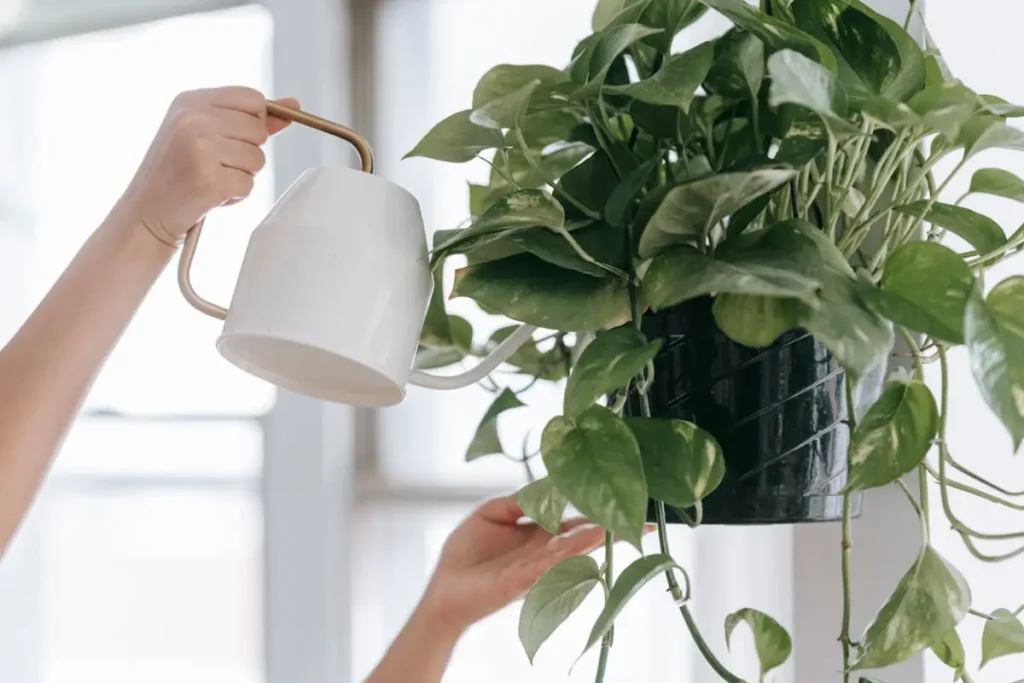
top-left (483, 143), bottom-right (595, 205)
top-left (931, 629), bottom-right (965, 672)
top-left (517, 477), bottom-right (569, 535)
top-left (609, 41), bottom-right (714, 111)
top-left (466, 388), bottom-right (526, 461)
top-left (520, 110), bottom-right (584, 148)
top-left (767, 50), bottom-right (859, 135)
top-left (405, 110), bottom-right (504, 163)
top-left (581, 554), bottom-right (678, 655)
top-left (893, 202), bottom-right (1006, 256)
top-left (421, 268), bottom-right (454, 348)
top-left (570, 24), bottom-right (664, 96)
top-left (541, 406), bottom-right (648, 548)
top-left (724, 608), bottom-right (793, 677)
top-left (606, 154), bottom-right (664, 228)
top-left (630, 101), bottom-right (686, 141)
top-left (704, 29), bottom-right (765, 101)
top-left (434, 190), bottom-right (566, 263)
top-left (627, 418), bottom-right (725, 507)
top-left (965, 277), bottom-right (1024, 450)
top-left (697, 0), bottom-right (837, 72)
top-left (981, 608), bottom-right (1024, 668)
top-left (558, 146), bottom-right (635, 217)
top-left (592, 0), bottom-right (651, 31)
top-left (472, 64), bottom-right (569, 110)
top-left (969, 168), bottom-right (1024, 203)
top-left (842, 379), bottom-right (939, 492)
top-left (638, 0), bottom-right (707, 53)
top-left (775, 112), bottom-right (829, 165)
top-left (639, 168), bottom-right (797, 257)
top-left (519, 556), bottom-right (602, 663)
top-left (452, 253), bottom-right (630, 332)
top-left (565, 329), bottom-right (662, 418)
top-left (485, 326), bottom-right (568, 381)
top-left (713, 294), bottom-right (802, 347)
top-left (510, 221), bottom-right (627, 278)
top-left (852, 546), bottom-right (970, 670)
top-left (868, 242), bottom-right (975, 345)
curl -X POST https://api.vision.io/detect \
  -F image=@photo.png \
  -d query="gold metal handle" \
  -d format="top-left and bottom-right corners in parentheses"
top-left (178, 99), bottom-right (375, 321)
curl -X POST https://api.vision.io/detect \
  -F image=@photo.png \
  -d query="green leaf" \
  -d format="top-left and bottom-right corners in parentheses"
top-left (869, 242), bottom-right (975, 345)
top-left (434, 190), bottom-right (566, 263)
top-left (627, 418), bottom-right (725, 507)
top-left (519, 556), bottom-right (602, 663)
top-left (931, 629), bottom-right (966, 672)
top-left (405, 110), bottom-right (504, 163)
top-left (420, 268), bottom-right (454, 348)
top-left (969, 168), bottom-right (1024, 203)
top-left (801, 269), bottom-right (894, 380)
top-left (465, 388), bottom-right (526, 461)
top-left (842, 379), bottom-right (939, 493)
top-left (472, 64), bottom-right (569, 110)
top-left (767, 49), bottom-right (859, 136)
top-left (541, 406), bottom-right (648, 548)
top-left (517, 478), bottom-right (569, 536)
top-left (638, 168), bottom-right (797, 257)
top-left (981, 608), bottom-right (1024, 668)
top-left (724, 608), bottom-right (793, 677)
top-left (414, 345), bottom-right (464, 370)
top-left (484, 326), bottom-right (568, 381)
top-left (520, 110), bottom-right (584, 148)
top-left (638, 0), bottom-right (707, 53)
top-left (642, 220), bottom-right (824, 311)
top-left (907, 81), bottom-right (980, 141)
top-left (452, 253), bottom-right (630, 332)
top-left (570, 24), bottom-right (664, 96)
top-left (965, 277), bottom-right (1024, 451)
top-left (697, 0), bottom-right (837, 72)
top-left (564, 329), bottom-right (662, 418)
top-left (605, 154), bottom-right (664, 228)
top-left (511, 221), bottom-right (627, 278)
top-left (704, 29), bottom-right (765, 102)
top-left (471, 79), bottom-right (541, 130)
top-left (713, 294), bottom-right (802, 347)
top-left (960, 116), bottom-right (1024, 160)
top-left (980, 94), bottom-right (1024, 118)
top-left (558, 145), bottom-right (636, 217)
top-left (581, 554), bottom-right (678, 655)
top-left (775, 112), bottom-right (830, 165)
top-left (609, 40), bottom-right (714, 111)
top-left (592, 0), bottom-right (650, 31)
top-left (853, 546), bottom-right (970, 670)
top-left (894, 202), bottom-right (1006, 256)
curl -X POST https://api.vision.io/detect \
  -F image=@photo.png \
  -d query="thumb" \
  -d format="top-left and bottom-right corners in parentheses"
top-left (267, 97), bottom-right (301, 136)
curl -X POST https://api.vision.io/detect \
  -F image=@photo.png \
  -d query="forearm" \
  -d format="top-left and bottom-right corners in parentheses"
top-left (364, 601), bottom-right (464, 683)
top-left (0, 204), bottom-right (172, 553)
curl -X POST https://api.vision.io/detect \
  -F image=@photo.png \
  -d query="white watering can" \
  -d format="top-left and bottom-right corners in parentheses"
top-left (179, 100), bottom-right (537, 407)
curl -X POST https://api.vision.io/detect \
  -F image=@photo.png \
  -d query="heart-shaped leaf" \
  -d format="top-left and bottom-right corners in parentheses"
top-left (907, 81), bottom-right (980, 141)
top-left (842, 379), bottom-right (939, 492)
top-left (704, 29), bottom-right (765, 102)
top-left (581, 554), bottom-right (678, 655)
top-left (517, 477), bottom-right (569, 535)
top-left (969, 168), bottom-right (1024, 203)
top-left (931, 629), bottom-right (966, 673)
top-left (725, 608), bottom-right (793, 677)
top-left (713, 294), bottom-right (803, 348)
top-left (472, 64), bottom-right (569, 110)
top-left (767, 50), bottom-right (859, 136)
top-left (867, 242), bottom-right (975, 345)
top-left (519, 556), bottom-right (602, 663)
top-left (852, 546), bottom-right (970, 670)
top-left (966, 277), bottom-right (1024, 451)
top-left (960, 115), bottom-right (1024, 160)
top-left (697, 0), bottom-right (837, 72)
top-left (405, 110), bottom-right (504, 163)
top-left (564, 328), bottom-right (662, 418)
top-left (542, 406), bottom-right (648, 549)
top-left (466, 388), bottom-right (526, 461)
top-left (609, 41), bottom-right (714, 111)
top-left (570, 23), bottom-right (663, 96)
top-left (471, 79), bottom-right (542, 130)
top-left (893, 202), bottom-right (1006, 256)
top-left (452, 253), bottom-right (631, 332)
top-left (981, 608), bottom-right (1024, 668)
top-left (627, 418), bottom-right (725, 507)
top-left (638, 168), bottom-right (797, 257)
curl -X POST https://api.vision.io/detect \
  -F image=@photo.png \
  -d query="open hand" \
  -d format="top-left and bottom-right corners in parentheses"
top-left (420, 495), bottom-right (607, 634)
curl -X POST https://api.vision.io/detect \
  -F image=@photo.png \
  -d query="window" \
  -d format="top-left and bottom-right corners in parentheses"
top-left (0, 7), bottom-right (276, 682)
top-left (924, 2), bottom-right (1024, 681)
top-left (358, 2), bottom-right (794, 682)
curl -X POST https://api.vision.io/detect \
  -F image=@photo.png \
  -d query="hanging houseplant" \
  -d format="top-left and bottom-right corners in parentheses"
top-left (406, 0), bottom-right (1024, 679)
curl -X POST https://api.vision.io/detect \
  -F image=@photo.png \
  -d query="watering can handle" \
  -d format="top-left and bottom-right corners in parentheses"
top-left (178, 100), bottom-right (375, 321)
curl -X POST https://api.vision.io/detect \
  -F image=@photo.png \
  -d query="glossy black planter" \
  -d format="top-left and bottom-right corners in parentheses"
top-left (625, 297), bottom-right (885, 525)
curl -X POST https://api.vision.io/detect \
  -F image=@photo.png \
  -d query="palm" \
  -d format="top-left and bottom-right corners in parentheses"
top-left (427, 495), bottom-right (605, 630)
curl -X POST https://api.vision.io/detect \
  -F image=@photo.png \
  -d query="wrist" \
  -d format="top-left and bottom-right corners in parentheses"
top-left (414, 582), bottom-right (468, 645)
top-left (100, 202), bottom-right (178, 261)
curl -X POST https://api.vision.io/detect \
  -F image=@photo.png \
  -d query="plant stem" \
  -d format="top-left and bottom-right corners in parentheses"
top-left (841, 379), bottom-right (857, 683)
top-left (904, 0), bottom-right (918, 30)
top-left (946, 451), bottom-right (1024, 497)
top-left (595, 530), bottom-right (614, 683)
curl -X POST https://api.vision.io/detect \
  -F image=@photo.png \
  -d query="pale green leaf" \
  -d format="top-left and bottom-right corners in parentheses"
top-left (981, 608), bottom-right (1024, 668)
top-left (893, 201), bottom-right (1006, 257)
top-left (725, 608), bottom-right (793, 677)
top-left (472, 64), bottom-right (569, 110)
top-left (466, 388), bottom-right (526, 461)
top-left (713, 294), bottom-right (802, 348)
top-left (931, 629), bottom-right (966, 672)
top-left (608, 41), bottom-right (714, 111)
top-left (519, 556), bottom-right (602, 663)
top-left (968, 168), bottom-right (1024, 203)
top-left (517, 478), bottom-right (569, 535)
top-left (564, 328), bottom-right (661, 418)
top-left (767, 49), bottom-right (859, 136)
top-left (405, 110), bottom-right (504, 163)
top-left (627, 418), bottom-right (725, 507)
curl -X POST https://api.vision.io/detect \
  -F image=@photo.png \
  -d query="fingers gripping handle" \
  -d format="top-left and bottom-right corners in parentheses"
top-left (178, 100), bottom-right (375, 320)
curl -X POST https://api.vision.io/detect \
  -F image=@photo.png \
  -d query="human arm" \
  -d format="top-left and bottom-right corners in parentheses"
top-left (0, 87), bottom-right (296, 556)
top-left (363, 495), bottom-right (608, 683)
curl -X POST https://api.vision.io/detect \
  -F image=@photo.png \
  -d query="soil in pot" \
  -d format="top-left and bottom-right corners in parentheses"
top-left (625, 296), bottom-right (887, 525)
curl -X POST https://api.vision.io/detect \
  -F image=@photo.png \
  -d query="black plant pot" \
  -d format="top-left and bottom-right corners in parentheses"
top-left (625, 297), bottom-right (886, 525)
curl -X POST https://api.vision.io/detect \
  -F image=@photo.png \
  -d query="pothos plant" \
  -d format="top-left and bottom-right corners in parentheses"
top-left (406, 0), bottom-right (1024, 680)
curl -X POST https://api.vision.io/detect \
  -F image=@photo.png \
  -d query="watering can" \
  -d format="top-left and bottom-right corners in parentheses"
top-left (178, 100), bottom-right (536, 407)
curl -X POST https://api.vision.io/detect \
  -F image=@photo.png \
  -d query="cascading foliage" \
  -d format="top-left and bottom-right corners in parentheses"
top-left (406, 0), bottom-right (1024, 679)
